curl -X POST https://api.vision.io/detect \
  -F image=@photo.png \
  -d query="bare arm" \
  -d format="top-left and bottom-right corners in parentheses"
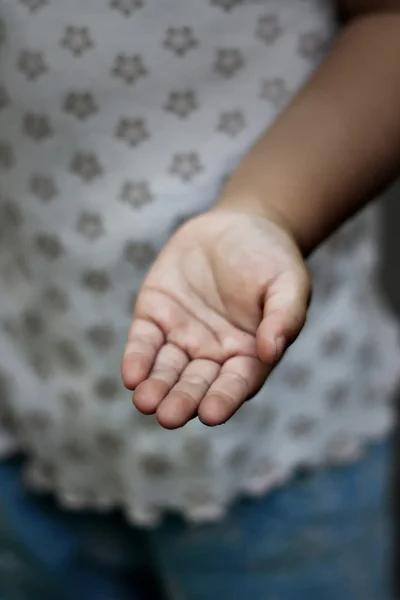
top-left (217, 1), bottom-right (400, 255)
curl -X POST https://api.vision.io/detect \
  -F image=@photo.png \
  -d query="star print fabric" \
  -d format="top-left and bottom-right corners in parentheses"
top-left (0, 0), bottom-right (399, 526)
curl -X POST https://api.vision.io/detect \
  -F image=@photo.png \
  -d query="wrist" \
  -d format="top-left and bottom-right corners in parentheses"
top-left (213, 189), bottom-right (309, 256)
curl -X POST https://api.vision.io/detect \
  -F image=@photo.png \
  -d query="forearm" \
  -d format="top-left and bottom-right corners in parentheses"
top-left (217, 12), bottom-right (400, 255)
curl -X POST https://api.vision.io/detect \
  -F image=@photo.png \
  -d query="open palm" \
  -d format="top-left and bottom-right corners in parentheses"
top-left (122, 210), bottom-right (310, 429)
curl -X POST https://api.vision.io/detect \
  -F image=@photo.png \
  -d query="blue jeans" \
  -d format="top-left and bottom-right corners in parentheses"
top-left (0, 440), bottom-right (394, 600)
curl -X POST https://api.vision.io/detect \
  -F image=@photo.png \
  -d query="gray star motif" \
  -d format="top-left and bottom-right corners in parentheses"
top-left (21, 313), bottom-right (43, 338)
top-left (116, 118), bottom-right (149, 147)
top-left (284, 364), bottom-right (310, 388)
top-left (61, 26), bottom-right (94, 56)
top-left (43, 286), bottom-right (69, 312)
top-left (321, 331), bottom-right (346, 357)
top-left (20, 0), bottom-right (49, 12)
top-left (0, 200), bottom-right (23, 233)
top-left (298, 31), bottom-right (329, 61)
top-left (120, 180), bottom-right (154, 209)
top-left (260, 77), bottom-right (290, 109)
top-left (86, 324), bottom-right (116, 351)
top-left (35, 234), bottom-right (64, 260)
top-left (93, 377), bottom-right (120, 400)
top-left (21, 310), bottom-right (45, 337)
top-left (163, 27), bottom-right (198, 56)
top-left (124, 241), bottom-right (157, 268)
top-left (71, 152), bottom-right (103, 182)
top-left (63, 91), bottom-right (98, 120)
top-left (169, 152), bottom-right (203, 182)
top-left (76, 212), bottom-right (105, 240)
top-left (139, 454), bottom-right (172, 477)
top-left (17, 50), bottom-right (48, 80)
top-left (214, 49), bottom-right (244, 78)
top-left (110, 0), bottom-right (143, 16)
top-left (25, 408), bottom-right (51, 430)
top-left (289, 415), bottom-right (317, 438)
top-left (327, 383), bottom-right (349, 409)
top-left (0, 142), bottom-right (15, 170)
top-left (23, 113), bottom-right (52, 142)
top-left (217, 110), bottom-right (246, 136)
top-left (61, 439), bottom-right (89, 463)
top-left (211, 0), bottom-right (243, 11)
top-left (165, 90), bottom-right (197, 118)
top-left (112, 54), bottom-right (147, 84)
top-left (95, 430), bottom-right (123, 455)
top-left (255, 14), bottom-right (282, 45)
top-left (30, 174), bottom-right (58, 202)
top-left (60, 390), bottom-right (83, 413)
top-left (81, 270), bottom-right (111, 293)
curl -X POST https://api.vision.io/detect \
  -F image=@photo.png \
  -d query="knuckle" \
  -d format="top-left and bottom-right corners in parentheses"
top-left (219, 372), bottom-right (250, 398)
top-left (180, 374), bottom-right (208, 387)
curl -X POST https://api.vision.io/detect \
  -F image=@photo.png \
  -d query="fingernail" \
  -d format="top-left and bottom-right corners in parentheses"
top-left (274, 336), bottom-right (286, 363)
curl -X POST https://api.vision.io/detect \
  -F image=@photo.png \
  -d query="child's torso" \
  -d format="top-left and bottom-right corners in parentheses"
top-left (0, 0), bottom-right (398, 525)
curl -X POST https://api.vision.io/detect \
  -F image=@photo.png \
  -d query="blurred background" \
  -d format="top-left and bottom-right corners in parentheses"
top-left (382, 181), bottom-right (400, 312)
top-left (382, 182), bottom-right (400, 600)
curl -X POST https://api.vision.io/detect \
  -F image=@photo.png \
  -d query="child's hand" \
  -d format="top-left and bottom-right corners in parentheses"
top-left (122, 210), bottom-right (310, 429)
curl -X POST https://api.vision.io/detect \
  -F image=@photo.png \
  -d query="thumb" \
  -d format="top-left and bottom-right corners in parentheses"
top-left (256, 267), bottom-right (311, 365)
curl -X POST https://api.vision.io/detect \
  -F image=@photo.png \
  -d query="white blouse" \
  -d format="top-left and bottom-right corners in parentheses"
top-left (0, 0), bottom-right (398, 525)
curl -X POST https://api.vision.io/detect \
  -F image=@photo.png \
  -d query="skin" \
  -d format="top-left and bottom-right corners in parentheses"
top-left (122, 0), bottom-right (400, 429)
